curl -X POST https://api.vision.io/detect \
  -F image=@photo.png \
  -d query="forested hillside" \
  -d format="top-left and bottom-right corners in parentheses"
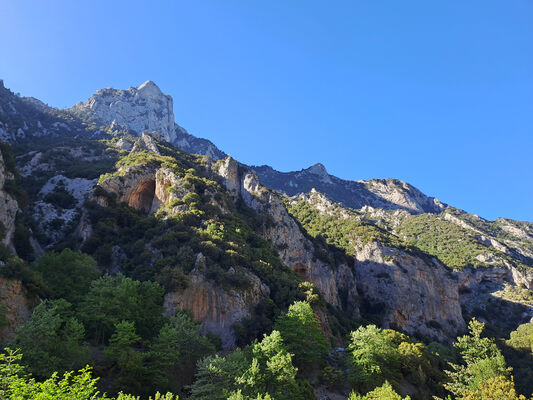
top-left (0, 80), bottom-right (531, 399)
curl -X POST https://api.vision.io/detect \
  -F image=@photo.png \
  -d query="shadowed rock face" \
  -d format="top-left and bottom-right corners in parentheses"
top-left (0, 151), bottom-right (18, 248)
top-left (354, 242), bottom-right (465, 342)
top-left (128, 179), bottom-right (156, 213)
top-left (0, 278), bottom-right (31, 342)
top-left (96, 165), bottom-right (178, 215)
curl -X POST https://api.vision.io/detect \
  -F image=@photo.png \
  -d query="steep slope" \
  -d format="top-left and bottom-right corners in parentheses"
top-left (1, 79), bottom-right (532, 347)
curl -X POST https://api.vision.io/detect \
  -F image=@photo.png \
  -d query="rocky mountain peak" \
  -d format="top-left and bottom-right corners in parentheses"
top-left (301, 162), bottom-right (332, 184)
top-left (71, 80), bottom-right (176, 142)
top-left (137, 80), bottom-right (163, 97)
top-left (306, 162), bottom-right (328, 176)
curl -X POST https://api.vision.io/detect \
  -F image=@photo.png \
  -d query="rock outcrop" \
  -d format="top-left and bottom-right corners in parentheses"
top-left (253, 164), bottom-right (445, 214)
top-left (72, 81), bottom-right (177, 142)
top-left (0, 151), bottom-right (18, 248)
top-left (164, 269), bottom-right (269, 348)
top-left (70, 81), bottom-right (227, 160)
top-left (0, 278), bottom-right (31, 342)
top-left (96, 163), bottom-right (182, 214)
top-left (354, 242), bottom-right (464, 342)
top-left (217, 157), bottom-right (360, 318)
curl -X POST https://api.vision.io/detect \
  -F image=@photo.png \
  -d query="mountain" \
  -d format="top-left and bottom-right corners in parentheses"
top-left (1, 79), bottom-right (533, 398)
top-left (252, 163), bottom-right (445, 214)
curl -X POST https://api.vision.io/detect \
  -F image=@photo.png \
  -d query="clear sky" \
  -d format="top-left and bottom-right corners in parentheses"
top-left (1, 1), bottom-right (532, 221)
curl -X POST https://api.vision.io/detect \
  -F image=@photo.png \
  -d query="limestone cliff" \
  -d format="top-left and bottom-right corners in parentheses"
top-left (163, 269), bottom-right (269, 348)
top-left (0, 150), bottom-right (18, 248)
top-left (354, 242), bottom-right (464, 342)
top-left (0, 278), bottom-right (31, 342)
top-left (71, 81), bottom-right (177, 143)
top-left (217, 157), bottom-right (360, 318)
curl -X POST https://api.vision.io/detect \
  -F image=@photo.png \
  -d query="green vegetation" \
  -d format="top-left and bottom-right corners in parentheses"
top-left (285, 198), bottom-right (410, 257)
top-left (34, 249), bottom-right (100, 304)
top-left (2, 112), bottom-right (532, 400)
top-left (347, 325), bottom-right (445, 398)
top-left (273, 300), bottom-right (329, 371)
top-left (0, 348), bottom-right (178, 399)
top-left (78, 274), bottom-right (165, 344)
top-left (493, 284), bottom-right (533, 306)
top-left (348, 381), bottom-right (410, 400)
top-left (11, 300), bottom-right (89, 379)
top-left (397, 214), bottom-right (492, 269)
top-left (444, 319), bottom-right (510, 398)
top-left (502, 321), bottom-right (533, 395)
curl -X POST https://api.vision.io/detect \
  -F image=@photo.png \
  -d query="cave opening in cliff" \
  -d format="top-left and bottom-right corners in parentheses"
top-left (128, 179), bottom-right (156, 213)
top-left (293, 263), bottom-right (307, 277)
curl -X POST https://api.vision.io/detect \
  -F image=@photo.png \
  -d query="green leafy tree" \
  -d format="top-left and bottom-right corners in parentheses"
top-left (227, 390), bottom-right (273, 400)
top-left (274, 301), bottom-right (329, 371)
top-left (79, 274), bottom-right (164, 343)
top-left (189, 348), bottom-right (250, 400)
top-left (504, 321), bottom-right (533, 395)
top-left (444, 318), bottom-right (511, 398)
top-left (105, 321), bottom-right (147, 394)
top-left (148, 311), bottom-right (215, 393)
top-left (232, 330), bottom-right (308, 400)
top-left (34, 249), bottom-right (100, 304)
top-left (0, 348), bottom-right (26, 398)
top-left (461, 375), bottom-right (532, 400)
top-left (116, 393), bottom-right (178, 400)
top-left (347, 325), bottom-right (401, 391)
top-left (348, 381), bottom-right (410, 400)
top-left (11, 300), bottom-right (89, 379)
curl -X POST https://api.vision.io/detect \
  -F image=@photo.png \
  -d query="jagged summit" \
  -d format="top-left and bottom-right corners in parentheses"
top-left (304, 162), bottom-right (328, 177)
top-left (137, 80), bottom-right (163, 96)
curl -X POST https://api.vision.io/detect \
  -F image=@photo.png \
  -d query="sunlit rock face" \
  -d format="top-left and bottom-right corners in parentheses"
top-left (71, 80), bottom-right (177, 142)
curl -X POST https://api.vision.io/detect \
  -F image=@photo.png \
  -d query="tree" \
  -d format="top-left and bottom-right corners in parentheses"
top-left (232, 330), bottom-right (308, 400)
top-left (105, 321), bottom-right (147, 394)
top-left (0, 348), bottom-right (178, 400)
top-left (148, 311), bottom-right (215, 393)
top-left (348, 381), bottom-right (411, 400)
top-left (34, 249), bottom-right (100, 304)
top-left (274, 301), bottom-right (329, 371)
top-left (11, 300), bottom-right (89, 379)
top-left (444, 318), bottom-right (511, 398)
top-left (347, 325), bottom-right (401, 391)
top-left (116, 393), bottom-right (178, 400)
top-left (189, 349), bottom-right (250, 400)
top-left (461, 375), bottom-right (532, 400)
top-left (79, 274), bottom-right (164, 343)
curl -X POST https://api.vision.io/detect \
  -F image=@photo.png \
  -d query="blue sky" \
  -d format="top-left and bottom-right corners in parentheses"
top-left (1, 1), bottom-right (532, 221)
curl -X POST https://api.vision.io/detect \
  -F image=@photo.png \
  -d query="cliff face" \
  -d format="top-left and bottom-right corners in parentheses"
top-left (71, 81), bottom-right (177, 143)
top-left (354, 242), bottom-right (464, 342)
top-left (289, 189), bottom-right (465, 341)
top-left (217, 157), bottom-right (360, 318)
top-left (0, 151), bottom-right (18, 248)
top-left (164, 270), bottom-right (270, 348)
top-left (0, 278), bottom-right (31, 342)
